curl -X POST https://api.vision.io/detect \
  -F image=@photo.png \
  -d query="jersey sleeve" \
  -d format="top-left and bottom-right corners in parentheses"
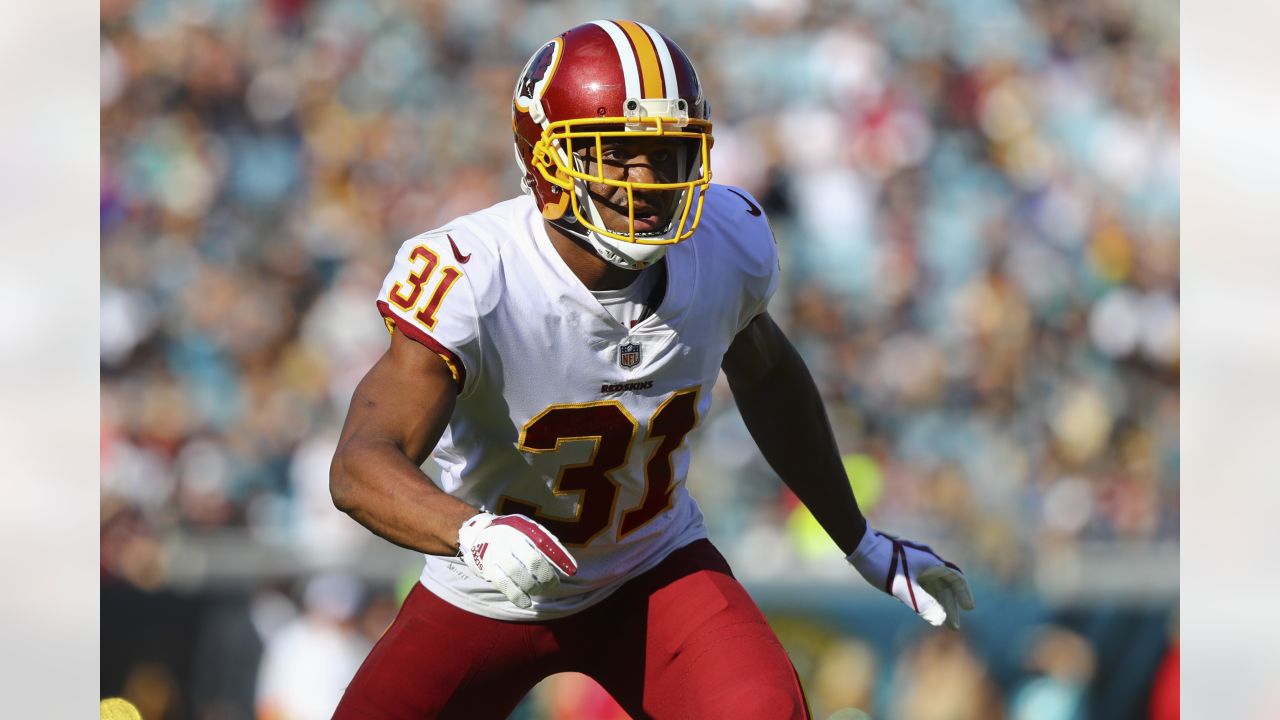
top-left (375, 232), bottom-right (483, 394)
top-left (726, 187), bottom-right (782, 334)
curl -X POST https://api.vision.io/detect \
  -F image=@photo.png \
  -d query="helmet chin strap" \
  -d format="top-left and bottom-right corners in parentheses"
top-left (549, 214), bottom-right (667, 271)
top-left (548, 175), bottom-right (670, 270)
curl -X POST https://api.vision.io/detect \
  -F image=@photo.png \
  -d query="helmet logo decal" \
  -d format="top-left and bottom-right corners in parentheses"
top-left (514, 38), bottom-right (563, 119)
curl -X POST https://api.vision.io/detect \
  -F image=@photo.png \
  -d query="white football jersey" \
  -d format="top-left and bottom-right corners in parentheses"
top-left (375, 184), bottom-right (779, 620)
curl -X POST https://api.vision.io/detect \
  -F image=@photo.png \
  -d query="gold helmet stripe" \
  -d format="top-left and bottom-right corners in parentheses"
top-left (638, 22), bottom-right (681, 99)
top-left (590, 20), bottom-right (641, 98)
top-left (615, 20), bottom-right (665, 99)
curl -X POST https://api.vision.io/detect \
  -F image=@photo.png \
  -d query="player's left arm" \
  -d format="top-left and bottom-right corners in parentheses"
top-left (722, 312), bottom-right (868, 552)
top-left (722, 312), bottom-right (976, 628)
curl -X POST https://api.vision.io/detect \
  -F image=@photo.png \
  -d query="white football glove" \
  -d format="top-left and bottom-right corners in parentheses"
top-left (457, 512), bottom-right (578, 609)
top-left (847, 528), bottom-right (975, 629)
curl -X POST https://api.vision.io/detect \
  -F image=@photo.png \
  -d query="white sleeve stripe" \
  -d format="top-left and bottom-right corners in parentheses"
top-left (639, 22), bottom-right (680, 99)
top-left (590, 20), bottom-right (641, 99)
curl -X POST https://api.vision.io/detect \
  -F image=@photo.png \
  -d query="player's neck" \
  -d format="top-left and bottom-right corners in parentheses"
top-left (544, 221), bottom-right (640, 291)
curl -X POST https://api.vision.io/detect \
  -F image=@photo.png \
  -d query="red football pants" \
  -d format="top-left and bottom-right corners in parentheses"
top-left (333, 539), bottom-right (811, 719)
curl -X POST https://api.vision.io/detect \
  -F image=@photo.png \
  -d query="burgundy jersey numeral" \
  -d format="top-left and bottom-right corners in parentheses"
top-left (417, 266), bottom-right (461, 329)
top-left (499, 388), bottom-right (701, 546)
top-left (389, 245), bottom-right (439, 310)
top-left (620, 388), bottom-right (699, 536)
top-left (502, 403), bottom-right (638, 545)
top-left (388, 244), bottom-right (463, 330)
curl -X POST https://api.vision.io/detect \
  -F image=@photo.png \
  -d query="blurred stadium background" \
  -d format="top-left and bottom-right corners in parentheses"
top-left (100, 0), bottom-right (1178, 718)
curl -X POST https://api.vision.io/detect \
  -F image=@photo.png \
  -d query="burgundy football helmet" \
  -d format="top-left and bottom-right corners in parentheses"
top-left (512, 21), bottom-right (713, 270)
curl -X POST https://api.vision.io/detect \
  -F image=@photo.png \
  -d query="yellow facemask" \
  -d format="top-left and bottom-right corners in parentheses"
top-left (531, 112), bottom-right (713, 245)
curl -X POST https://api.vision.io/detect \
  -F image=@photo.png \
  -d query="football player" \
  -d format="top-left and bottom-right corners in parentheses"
top-left (330, 20), bottom-right (974, 719)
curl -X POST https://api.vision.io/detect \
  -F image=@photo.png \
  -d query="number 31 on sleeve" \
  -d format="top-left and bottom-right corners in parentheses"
top-left (388, 243), bottom-right (463, 330)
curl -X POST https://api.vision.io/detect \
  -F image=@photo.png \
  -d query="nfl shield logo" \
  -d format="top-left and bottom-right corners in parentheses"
top-left (618, 341), bottom-right (642, 369)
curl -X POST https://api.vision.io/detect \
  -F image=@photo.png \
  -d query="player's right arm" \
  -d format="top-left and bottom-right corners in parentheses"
top-left (329, 329), bottom-right (478, 556)
top-left (334, 231), bottom-right (578, 607)
top-left (330, 328), bottom-right (578, 606)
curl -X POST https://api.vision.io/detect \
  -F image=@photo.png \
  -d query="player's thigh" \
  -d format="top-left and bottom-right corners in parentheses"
top-left (333, 583), bottom-right (545, 720)
top-left (587, 541), bottom-right (812, 719)
top-left (646, 565), bottom-right (810, 719)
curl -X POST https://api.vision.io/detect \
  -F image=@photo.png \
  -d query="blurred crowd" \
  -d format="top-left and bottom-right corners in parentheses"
top-left (101, 0), bottom-right (1177, 715)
